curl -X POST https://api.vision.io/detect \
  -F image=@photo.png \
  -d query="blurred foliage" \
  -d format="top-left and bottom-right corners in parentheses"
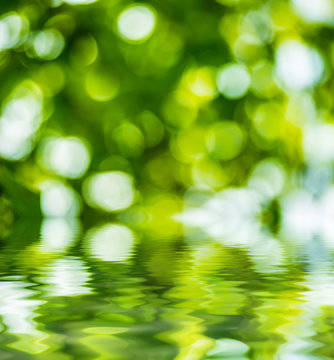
top-left (0, 0), bottom-right (333, 242)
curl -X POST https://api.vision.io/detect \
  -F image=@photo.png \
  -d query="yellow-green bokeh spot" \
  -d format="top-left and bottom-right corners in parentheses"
top-left (71, 35), bottom-right (98, 67)
top-left (206, 122), bottom-right (245, 161)
top-left (162, 90), bottom-right (198, 128)
top-left (172, 126), bottom-right (208, 163)
top-left (35, 63), bottom-right (65, 96)
top-left (182, 67), bottom-right (217, 104)
top-left (192, 157), bottom-right (235, 189)
top-left (112, 123), bottom-right (145, 158)
top-left (85, 68), bottom-right (119, 102)
top-left (137, 111), bottom-right (164, 148)
top-left (252, 102), bottom-right (285, 141)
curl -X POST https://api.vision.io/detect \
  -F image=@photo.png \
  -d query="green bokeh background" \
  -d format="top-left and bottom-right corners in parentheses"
top-left (2, 0), bottom-right (331, 239)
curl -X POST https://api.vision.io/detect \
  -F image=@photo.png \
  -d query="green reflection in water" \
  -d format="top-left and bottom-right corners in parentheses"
top-left (0, 222), bottom-right (333, 360)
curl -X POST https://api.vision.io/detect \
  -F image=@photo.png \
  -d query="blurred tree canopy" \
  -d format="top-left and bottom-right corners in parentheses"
top-left (0, 0), bottom-right (334, 240)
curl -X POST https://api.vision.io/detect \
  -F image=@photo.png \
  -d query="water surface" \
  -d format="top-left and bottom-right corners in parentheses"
top-left (1, 222), bottom-right (333, 360)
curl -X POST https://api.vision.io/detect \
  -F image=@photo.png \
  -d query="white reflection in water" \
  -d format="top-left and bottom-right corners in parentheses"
top-left (206, 338), bottom-right (249, 359)
top-left (178, 187), bottom-right (288, 273)
top-left (247, 236), bottom-right (286, 274)
top-left (275, 267), bottom-right (334, 360)
top-left (0, 280), bottom-right (48, 353)
top-left (0, 280), bottom-right (44, 334)
top-left (39, 217), bottom-right (81, 254)
top-left (40, 257), bottom-right (92, 297)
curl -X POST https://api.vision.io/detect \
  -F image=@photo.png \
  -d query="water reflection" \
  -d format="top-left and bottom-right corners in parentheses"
top-left (1, 221), bottom-right (334, 359)
top-left (0, 279), bottom-right (47, 355)
top-left (39, 218), bottom-right (81, 254)
top-left (39, 257), bottom-right (92, 297)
